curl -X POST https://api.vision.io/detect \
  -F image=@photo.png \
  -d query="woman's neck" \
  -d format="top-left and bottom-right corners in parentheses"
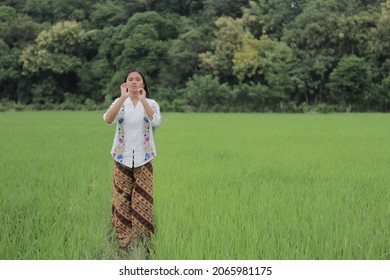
top-left (129, 92), bottom-right (138, 101)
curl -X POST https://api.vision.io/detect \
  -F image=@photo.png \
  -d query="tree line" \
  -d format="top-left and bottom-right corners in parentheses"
top-left (1, 0), bottom-right (389, 112)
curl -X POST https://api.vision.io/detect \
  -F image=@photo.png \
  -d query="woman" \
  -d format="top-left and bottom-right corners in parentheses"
top-left (103, 69), bottom-right (162, 248)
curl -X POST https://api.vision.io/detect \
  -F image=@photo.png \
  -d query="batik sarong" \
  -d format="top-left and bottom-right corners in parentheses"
top-left (111, 160), bottom-right (154, 241)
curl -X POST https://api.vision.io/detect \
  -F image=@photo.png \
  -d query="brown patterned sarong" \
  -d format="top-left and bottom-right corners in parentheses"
top-left (111, 160), bottom-right (154, 241)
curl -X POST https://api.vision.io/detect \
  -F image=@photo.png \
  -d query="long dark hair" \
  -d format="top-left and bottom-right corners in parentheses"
top-left (124, 69), bottom-right (151, 98)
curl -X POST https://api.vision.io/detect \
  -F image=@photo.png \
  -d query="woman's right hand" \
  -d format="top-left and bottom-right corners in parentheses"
top-left (120, 83), bottom-right (130, 98)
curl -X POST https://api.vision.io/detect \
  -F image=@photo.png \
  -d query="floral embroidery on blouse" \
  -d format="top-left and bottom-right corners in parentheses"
top-left (113, 106), bottom-right (126, 162)
top-left (143, 116), bottom-right (154, 160)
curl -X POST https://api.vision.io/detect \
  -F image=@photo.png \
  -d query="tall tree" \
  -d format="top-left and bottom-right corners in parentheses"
top-left (328, 55), bottom-right (372, 112)
top-left (199, 16), bottom-right (245, 84)
top-left (282, 0), bottom-right (376, 104)
top-left (241, 0), bottom-right (305, 39)
top-left (0, 5), bottom-right (42, 102)
top-left (233, 34), bottom-right (295, 103)
top-left (162, 23), bottom-right (210, 88)
top-left (98, 11), bottom-right (179, 100)
top-left (0, 5), bottom-right (41, 48)
top-left (20, 21), bottom-right (98, 103)
top-left (369, 0), bottom-right (390, 81)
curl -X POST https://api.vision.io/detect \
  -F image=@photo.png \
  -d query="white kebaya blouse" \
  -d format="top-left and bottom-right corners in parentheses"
top-left (103, 97), bottom-right (162, 168)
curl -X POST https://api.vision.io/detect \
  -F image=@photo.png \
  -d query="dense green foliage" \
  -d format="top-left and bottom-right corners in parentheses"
top-left (1, 0), bottom-right (390, 112)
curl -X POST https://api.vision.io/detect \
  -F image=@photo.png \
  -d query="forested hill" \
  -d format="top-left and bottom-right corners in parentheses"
top-left (1, 0), bottom-right (389, 112)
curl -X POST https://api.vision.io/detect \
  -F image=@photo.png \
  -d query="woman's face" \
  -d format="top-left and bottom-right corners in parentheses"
top-left (126, 71), bottom-right (144, 94)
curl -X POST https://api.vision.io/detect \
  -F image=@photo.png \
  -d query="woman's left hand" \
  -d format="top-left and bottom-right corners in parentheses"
top-left (138, 88), bottom-right (146, 101)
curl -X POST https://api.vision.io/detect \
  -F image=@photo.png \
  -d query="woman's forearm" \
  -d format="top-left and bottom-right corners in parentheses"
top-left (140, 98), bottom-right (155, 121)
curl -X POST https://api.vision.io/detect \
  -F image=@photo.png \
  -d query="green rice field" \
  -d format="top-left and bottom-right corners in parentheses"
top-left (1, 111), bottom-right (389, 260)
